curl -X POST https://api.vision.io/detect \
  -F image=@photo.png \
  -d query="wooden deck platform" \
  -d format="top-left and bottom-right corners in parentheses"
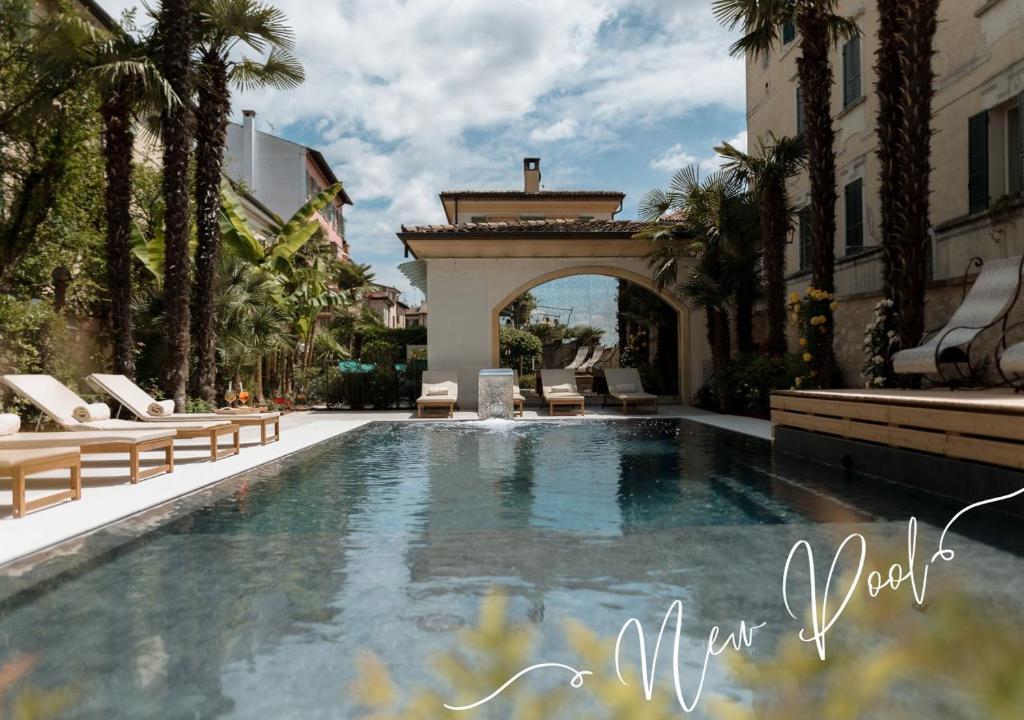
top-left (771, 388), bottom-right (1024, 471)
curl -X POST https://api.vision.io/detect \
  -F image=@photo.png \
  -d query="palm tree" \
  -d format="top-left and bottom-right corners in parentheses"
top-left (35, 14), bottom-right (177, 378)
top-left (191, 0), bottom-right (304, 402)
top-left (875, 0), bottom-right (907, 305)
top-left (714, 0), bottom-right (858, 381)
top-left (155, 0), bottom-right (194, 410)
top-left (717, 133), bottom-right (807, 355)
top-left (639, 167), bottom-right (757, 403)
top-left (568, 325), bottom-right (606, 347)
top-left (897, 0), bottom-right (940, 351)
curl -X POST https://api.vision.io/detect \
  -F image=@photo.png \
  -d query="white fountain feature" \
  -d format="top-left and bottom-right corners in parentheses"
top-left (477, 368), bottom-right (515, 420)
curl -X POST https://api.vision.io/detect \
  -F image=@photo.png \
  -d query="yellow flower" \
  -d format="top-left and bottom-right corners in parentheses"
top-left (830, 301), bottom-right (839, 312)
top-left (802, 352), bottom-right (813, 363)
top-left (788, 292), bottom-right (800, 304)
top-left (799, 338), bottom-right (808, 347)
top-left (794, 377), bottom-right (803, 388)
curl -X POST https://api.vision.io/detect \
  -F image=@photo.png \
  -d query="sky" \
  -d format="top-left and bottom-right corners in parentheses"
top-left (103, 0), bottom-right (746, 307)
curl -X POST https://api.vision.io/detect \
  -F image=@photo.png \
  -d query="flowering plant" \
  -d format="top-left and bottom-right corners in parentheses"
top-left (861, 298), bottom-right (900, 388)
top-left (787, 287), bottom-right (838, 389)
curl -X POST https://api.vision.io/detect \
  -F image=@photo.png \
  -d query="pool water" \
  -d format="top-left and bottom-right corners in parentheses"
top-left (0, 419), bottom-right (1021, 718)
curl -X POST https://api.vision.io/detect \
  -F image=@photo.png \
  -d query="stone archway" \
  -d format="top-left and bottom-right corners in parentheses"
top-left (490, 264), bottom-right (691, 401)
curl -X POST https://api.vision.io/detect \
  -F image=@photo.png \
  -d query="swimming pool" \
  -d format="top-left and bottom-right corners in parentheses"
top-left (1, 419), bottom-right (1021, 718)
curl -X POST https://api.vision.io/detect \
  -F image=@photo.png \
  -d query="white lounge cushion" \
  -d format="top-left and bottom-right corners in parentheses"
top-left (0, 414), bottom-right (20, 436)
top-left (72, 403), bottom-right (111, 422)
top-left (1, 375), bottom-right (89, 427)
top-left (0, 447), bottom-right (79, 471)
top-left (0, 429), bottom-right (175, 449)
top-left (999, 340), bottom-right (1024, 375)
top-left (77, 418), bottom-right (230, 431)
top-left (148, 399), bottom-right (175, 416)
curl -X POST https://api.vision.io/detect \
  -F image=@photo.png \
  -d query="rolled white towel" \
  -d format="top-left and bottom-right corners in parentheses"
top-left (72, 403), bottom-right (111, 422)
top-left (148, 399), bottom-right (176, 416)
top-left (0, 413), bottom-right (20, 436)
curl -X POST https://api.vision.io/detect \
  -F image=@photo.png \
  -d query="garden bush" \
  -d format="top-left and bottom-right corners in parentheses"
top-left (718, 352), bottom-right (801, 417)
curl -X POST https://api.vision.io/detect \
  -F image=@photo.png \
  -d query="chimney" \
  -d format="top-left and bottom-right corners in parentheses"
top-left (242, 110), bottom-right (257, 190)
top-left (523, 157), bottom-right (541, 193)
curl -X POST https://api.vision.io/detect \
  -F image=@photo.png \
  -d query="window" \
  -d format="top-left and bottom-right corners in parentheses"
top-left (798, 207), bottom-right (812, 270)
top-left (796, 87), bottom-right (806, 134)
top-left (518, 214), bottom-right (545, 220)
top-left (470, 216), bottom-right (488, 223)
top-left (782, 21), bottom-right (796, 45)
top-left (1009, 96), bottom-right (1022, 196)
top-left (306, 172), bottom-right (322, 199)
top-left (968, 111), bottom-right (990, 214)
top-left (842, 36), bottom-right (862, 108)
top-left (844, 179), bottom-right (864, 253)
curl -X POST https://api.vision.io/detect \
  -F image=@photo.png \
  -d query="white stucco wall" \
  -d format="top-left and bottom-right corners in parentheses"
top-left (424, 257), bottom-right (709, 409)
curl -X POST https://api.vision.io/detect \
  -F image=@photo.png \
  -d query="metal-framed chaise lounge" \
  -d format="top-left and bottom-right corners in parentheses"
top-left (540, 369), bottom-right (585, 416)
top-left (512, 371), bottom-right (526, 417)
top-left (86, 373), bottom-right (281, 445)
top-left (576, 346), bottom-right (607, 374)
top-left (1, 375), bottom-right (240, 462)
top-left (603, 368), bottom-right (658, 414)
top-left (564, 346), bottom-right (595, 371)
top-left (0, 446), bottom-right (80, 518)
top-left (417, 371), bottom-right (458, 418)
top-left (892, 254), bottom-right (1024, 384)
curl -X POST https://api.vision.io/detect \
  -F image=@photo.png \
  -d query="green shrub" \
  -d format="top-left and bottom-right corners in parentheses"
top-left (719, 352), bottom-right (801, 417)
top-left (499, 325), bottom-right (542, 372)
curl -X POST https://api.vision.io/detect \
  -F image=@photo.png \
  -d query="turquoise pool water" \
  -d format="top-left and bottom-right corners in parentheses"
top-left (0, 419), bottom-right (1021, 718)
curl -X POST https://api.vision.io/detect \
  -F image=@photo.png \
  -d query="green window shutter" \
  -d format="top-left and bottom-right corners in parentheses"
top-left (845, 179), bottom-right (864, 252)
top-left (782, 21), bottom-right (796, 45)
top-left (843, 37), bottom-right (862, 107)
top-left (799, 208), bottom-right (811, 270)
top-left (1018, 91), bottom-right (1024, 194)
top-left (968, 111), bottom-right (990, 214)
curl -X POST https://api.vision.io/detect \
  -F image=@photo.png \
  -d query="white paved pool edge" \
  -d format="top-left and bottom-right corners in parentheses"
top-left (0, 407), bottom-right (770, 566)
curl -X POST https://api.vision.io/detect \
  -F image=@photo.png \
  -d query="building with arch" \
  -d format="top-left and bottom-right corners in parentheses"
top-left (397, 159), bottom-right (710, 408)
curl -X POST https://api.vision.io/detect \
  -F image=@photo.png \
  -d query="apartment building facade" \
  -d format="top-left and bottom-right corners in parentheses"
top-left (224, 110), bottom-right (353, 259)
top-left (747, 0), bottom-right (1024, 383)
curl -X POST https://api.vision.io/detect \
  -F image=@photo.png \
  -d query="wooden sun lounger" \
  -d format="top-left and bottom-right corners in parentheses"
top-left (417, 370), bottom-right (459, 418)
top-left (0, 430), bottom-right (175, 483)
top-left (86, 373), bottom-right (281, 445)
top-left (0, 447), bottom-right (81, 518)
top-left (540, 369), bottom-right (585, 416)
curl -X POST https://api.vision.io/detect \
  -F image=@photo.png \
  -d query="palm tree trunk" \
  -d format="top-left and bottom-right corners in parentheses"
top-left (254, 355), bottom-right (265, 406)
top-left (192, 55), bottom-right (230, 403)
top-left (898, 0), bottom-right (939, 350)
top-left (796, 4), bottom-right (838, 382)
top-left (158, 0), bottom-right (193, 411)
top-left (100, 88), bottom-right (135, 378)
top-left (760, 182), bottom-right (789, 355)
top-left (875, 0), bottom-right (907, 305)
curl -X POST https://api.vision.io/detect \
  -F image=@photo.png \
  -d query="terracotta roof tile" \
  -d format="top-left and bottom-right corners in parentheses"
top-left (399, 218), bottom-right (649, 234)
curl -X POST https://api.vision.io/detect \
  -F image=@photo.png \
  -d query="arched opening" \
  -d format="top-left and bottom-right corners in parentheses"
top-left (491, 265), bottom-right (690, 400)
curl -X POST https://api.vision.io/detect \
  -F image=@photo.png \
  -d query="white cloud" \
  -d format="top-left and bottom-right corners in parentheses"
top-left (99, 0), bottom-right (744, 300)
top-left (650, 144), bottom-right (698, 172)
top-left (650, 129), bottom-right (749, 175)
top-left (530, 119), bottom-right (578, 142)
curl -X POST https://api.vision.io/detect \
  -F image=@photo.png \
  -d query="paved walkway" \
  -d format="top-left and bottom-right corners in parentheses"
top-left (0, 406), bottom-right (770, 566)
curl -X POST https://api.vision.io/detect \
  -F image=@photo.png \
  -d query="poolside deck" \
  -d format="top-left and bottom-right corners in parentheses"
top-left (0, 405), bottom-right (769, 567)
top-left (771, 388), bottom-right (1024, 471)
